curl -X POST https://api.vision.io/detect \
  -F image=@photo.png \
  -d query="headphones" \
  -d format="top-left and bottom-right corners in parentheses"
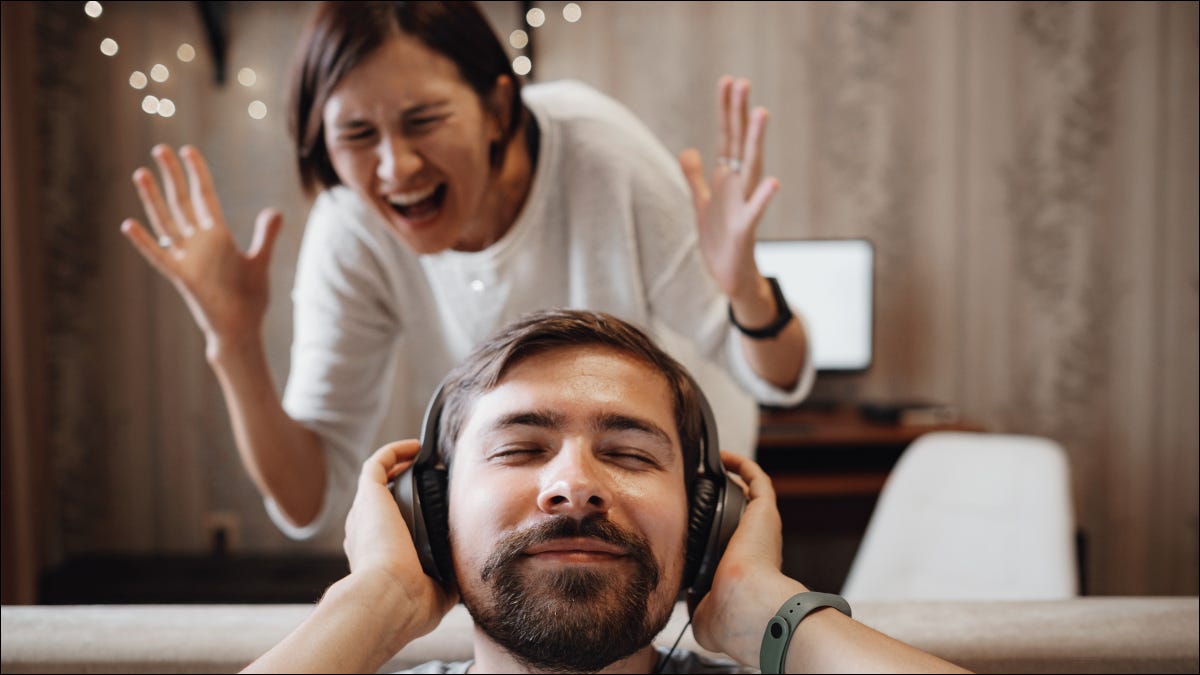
top-left (392, 374), bottom-right (746, 614)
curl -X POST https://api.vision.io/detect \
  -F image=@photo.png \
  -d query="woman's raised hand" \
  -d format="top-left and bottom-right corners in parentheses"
top-left (121, 144), bottom-right (283, 359)
top-left (679, 76), bottom-right (778, 303)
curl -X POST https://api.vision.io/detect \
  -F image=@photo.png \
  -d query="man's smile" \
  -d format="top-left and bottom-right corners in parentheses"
top-left (523, 537), bottom-right (630, 563)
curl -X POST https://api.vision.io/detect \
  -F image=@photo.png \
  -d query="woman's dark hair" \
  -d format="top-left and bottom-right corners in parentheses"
top-left (288, 1), bottom-right (525, 195)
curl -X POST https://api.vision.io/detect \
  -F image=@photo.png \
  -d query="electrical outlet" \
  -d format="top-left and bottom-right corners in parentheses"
top-left (203, 510), bottom-right (241, 555)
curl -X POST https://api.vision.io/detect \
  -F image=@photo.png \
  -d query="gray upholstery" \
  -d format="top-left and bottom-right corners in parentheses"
top-left (3, 597), bottom-right (1197, 673)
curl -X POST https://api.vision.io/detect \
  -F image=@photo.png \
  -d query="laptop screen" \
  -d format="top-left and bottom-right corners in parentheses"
top-left (753, 238), bottom-right (874, 372)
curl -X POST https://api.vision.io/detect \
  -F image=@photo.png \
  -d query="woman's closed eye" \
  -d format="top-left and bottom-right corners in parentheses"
top-left (405, 114), bottom-right (448, 135)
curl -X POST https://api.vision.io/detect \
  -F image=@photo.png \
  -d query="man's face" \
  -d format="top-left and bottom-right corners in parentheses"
top-left (447, 345), bottom-right (689, 672)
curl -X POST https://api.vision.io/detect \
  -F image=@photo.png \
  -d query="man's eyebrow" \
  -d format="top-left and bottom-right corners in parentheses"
top-left (491, 409), bottom-right (568, 431)
top-left (592, 413), bottom-right (673, 448)
top-left (487, 410), bottom-right (673, 447)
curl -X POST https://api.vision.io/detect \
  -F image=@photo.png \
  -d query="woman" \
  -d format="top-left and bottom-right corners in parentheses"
top-left (120, 1), bottom-right (813, 540)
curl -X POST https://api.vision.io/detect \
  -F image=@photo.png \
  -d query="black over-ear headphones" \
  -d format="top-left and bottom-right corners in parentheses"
top-left (392, 375), bottom-right (746, 614)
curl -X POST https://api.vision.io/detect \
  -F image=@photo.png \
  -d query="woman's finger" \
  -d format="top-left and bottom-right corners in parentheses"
top-left (730, 78), bottom-right (751, 164)
top-left (181, 145), bottom-right (227, 230)
top-left (151, 145), bottom-right (199, 237)
top-left (248, 208), bottom-right (284, 265)
top-left (678, 148), bottom-right (711, 216)
top-left (741, 107), bottom-right (769, 196)
top-left (131, 167), bottom-right (183, 242)
top-left (716, 75), bottom-right (734, 162)
top-left (120, 218), bottom-right (178, 278)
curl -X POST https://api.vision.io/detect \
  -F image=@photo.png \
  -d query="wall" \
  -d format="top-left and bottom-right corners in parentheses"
top-left (8, 1), bottom-right (1196, 597)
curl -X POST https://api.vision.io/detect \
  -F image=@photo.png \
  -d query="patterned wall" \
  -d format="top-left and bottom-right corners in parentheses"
top-left (32, 2), bottom-right (1197, 595)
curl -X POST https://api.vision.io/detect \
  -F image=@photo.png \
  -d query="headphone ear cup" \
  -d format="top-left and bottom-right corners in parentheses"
top-left (684, 475), bottom-right (719, 588)
top-left (417, 467), bottom-right (454, 587)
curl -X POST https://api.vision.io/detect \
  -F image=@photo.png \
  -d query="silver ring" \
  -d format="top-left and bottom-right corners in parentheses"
top-left (727, 158), bottom-right (742, 172)
top-left (158, 235), bottom-right (173, 249)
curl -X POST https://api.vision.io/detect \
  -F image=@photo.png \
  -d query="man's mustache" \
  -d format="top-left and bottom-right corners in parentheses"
top-left (479, 515), bottom-right (658, 584)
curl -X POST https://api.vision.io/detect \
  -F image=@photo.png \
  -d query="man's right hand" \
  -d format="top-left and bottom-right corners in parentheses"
top-left (346, 441), bottom-right (458, 649)
top-left (120, 144), bottom-right (282, 363)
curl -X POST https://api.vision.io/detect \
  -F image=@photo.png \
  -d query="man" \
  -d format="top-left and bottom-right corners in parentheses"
top-left (244, 310), bottom-right (964, 673)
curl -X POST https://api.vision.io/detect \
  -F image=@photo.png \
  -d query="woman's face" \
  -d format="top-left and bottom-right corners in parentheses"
top-left (322, 34), bottom-right (505, 253)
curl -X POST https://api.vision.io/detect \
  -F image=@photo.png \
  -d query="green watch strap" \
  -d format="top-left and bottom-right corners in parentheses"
top-left (759, 591), bottom-right (852, 674)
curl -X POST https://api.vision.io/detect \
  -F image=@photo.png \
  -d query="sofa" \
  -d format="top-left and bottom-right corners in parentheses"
top-left (3, 597), bottom-right (1197, 673)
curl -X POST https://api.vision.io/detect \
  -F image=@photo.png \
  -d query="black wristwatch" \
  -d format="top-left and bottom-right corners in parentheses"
top-left (728, 277), bottom-right (793, 339)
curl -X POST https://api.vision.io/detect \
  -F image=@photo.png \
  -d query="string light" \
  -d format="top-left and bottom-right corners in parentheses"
top-left (513, 55), bottom-right (532, 76)
top-left (525, 7), bottom-right (545, 27)
top-left (237, 67), bottom-right (257, 87)
top-left (88, 4), bottom-right (275, 124)
top-left (563, 3), bottom-right (582, 22)
top-left (509, 29), bottom-right (529, 50)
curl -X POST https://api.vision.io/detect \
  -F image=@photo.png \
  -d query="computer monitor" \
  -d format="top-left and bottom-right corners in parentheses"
top-left (753, 238), bottom-right (874, 373)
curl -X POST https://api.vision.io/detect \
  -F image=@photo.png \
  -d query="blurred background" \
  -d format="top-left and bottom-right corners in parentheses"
top-left (2, 1), bottom-right (1196, 604)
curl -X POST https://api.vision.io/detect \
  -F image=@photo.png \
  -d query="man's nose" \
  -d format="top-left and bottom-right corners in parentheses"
top-left (376, 134), bottom-right (421, 183)
top-left (536, 442), bottom-right (612, 518)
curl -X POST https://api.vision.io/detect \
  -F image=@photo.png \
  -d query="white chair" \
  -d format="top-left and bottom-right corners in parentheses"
top-left (841, 431), bottom-right (1079, 601)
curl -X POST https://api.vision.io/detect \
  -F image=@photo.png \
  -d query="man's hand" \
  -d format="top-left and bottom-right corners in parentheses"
top-left (345, 441), bottom-right (458, 645)
top-left (243, 441), bottom-right (457, 673)
top-left (690, 452), bottom-right (805, 665)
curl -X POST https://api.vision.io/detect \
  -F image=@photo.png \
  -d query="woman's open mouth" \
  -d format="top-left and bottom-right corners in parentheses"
top-left (386, 183), bottom-right (447, 224)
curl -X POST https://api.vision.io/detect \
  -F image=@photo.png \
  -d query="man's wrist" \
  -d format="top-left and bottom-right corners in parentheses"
top-left (759, 592), bottom-right (853, 674)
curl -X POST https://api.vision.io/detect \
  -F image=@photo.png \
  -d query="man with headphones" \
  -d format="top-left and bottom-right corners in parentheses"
top-left (244, 310), bottom-right (964, 674)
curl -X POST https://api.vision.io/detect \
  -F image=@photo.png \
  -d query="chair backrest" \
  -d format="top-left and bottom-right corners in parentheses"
top-left (841, 431), bottom-right (1078, 601)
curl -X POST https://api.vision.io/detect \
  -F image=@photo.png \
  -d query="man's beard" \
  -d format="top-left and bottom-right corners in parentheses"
top-left (459, 515), bottom-right (677, 673)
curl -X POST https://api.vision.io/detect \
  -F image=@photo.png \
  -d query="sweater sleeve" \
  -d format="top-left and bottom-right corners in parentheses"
top-left (274, 190), bottom-right (402, 539)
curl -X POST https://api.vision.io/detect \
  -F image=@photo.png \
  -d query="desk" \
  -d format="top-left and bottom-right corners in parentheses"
top-left (756, 404), bottom-right (983, 592)
top-left (756, 404), bottom-right (984, 496)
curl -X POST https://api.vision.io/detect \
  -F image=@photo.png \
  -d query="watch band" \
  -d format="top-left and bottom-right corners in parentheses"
top-left (728, 276), bottom-right (793, 339)
top-left (759, 591), bottom-right (852, 674)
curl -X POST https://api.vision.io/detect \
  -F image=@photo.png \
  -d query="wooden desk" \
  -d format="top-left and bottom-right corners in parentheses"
top-left (756, 404), bottom-right (984, 497)
top-left (756, 404), bottom-right (983, 592)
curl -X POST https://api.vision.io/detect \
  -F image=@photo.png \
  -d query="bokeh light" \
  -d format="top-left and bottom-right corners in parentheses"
top-left (526, 7), bottom-right (545, 27)
top-left (177, 43), bottom-right (196, 62)
top-left (100, 38), bottom-right (118, 56)
top-left (248, 100), bottom-right (267, 119)
top-left (150, 64), bottom-right (169, 82)
top-left (129, 71), bottom-right (148, 89)
top-left (84, 2), bottom-right (103, 18)
top-left (513, 55), bottom-right (532, 76)
top-left (237, 67), bottom-right (257, 87)
top-left (563, 3), bottom-right (582, 22)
